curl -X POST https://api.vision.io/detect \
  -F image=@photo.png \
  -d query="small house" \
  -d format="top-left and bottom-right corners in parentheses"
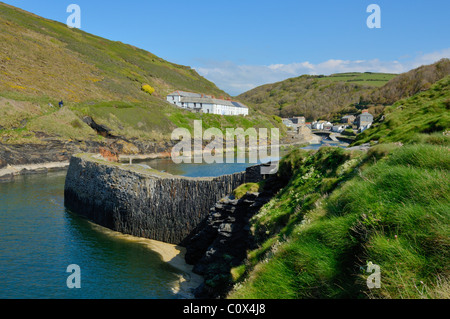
top-left (355, 111), bottom-right (374, 131)
top-left (341, 115), bottom-right (356, 124)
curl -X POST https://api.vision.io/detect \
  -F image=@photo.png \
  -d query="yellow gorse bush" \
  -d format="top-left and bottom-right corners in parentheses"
top-left (141, 84), bottom-right (155, 95)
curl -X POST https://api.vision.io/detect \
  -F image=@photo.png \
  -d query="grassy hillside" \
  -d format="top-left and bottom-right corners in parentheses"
top-left (0, 3), bottom-right (226, 102)
top-left (237, 72), bottom-right (397, 120)
top-left (0, 2), bottom-right (282, 149)
top-left (354, 75), bottom-right (450, 146)
top-left (238, 59), bottom-right (450, 122)
top-left (359, 58), bottom-right (450, 107)
top-left (226, 75), bottom-right (449, 299)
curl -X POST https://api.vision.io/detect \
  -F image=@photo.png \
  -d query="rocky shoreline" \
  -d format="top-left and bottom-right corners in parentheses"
top-left (0, 139), bottom-right (174, 181)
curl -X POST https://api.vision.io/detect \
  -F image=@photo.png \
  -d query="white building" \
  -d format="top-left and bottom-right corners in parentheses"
top-left (332, 125), bottom-right (347, 133)
top-left (167, 91), bottom-right (249, 116)
top-left (311, 120), bottom-right (332, 130)
top-left (282, 118), bottom-right (295, 128)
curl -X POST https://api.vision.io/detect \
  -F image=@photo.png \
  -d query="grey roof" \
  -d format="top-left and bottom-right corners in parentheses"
top-left (357, 113), bottom-right (373, 118)
top-left (180, 97), bottom-right (250, 108)
top-left (169, 91), bottom-right (248, 109)
top-left (168, 91), bottom-right (210, 98)
top-left (232, 101), bottom-right (248, 108)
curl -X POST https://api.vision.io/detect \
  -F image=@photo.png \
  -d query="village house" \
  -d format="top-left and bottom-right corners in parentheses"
top-left (166, 91), bottom-right (249, 116)
top-left (332, 125), bottom-right (347, 133)
top-left (355, 110), bottom-right (374, 132)
top-left (282, 118), bottom-right (295, 128)
top-left (282, 116), bottom-right (306, 130)
top-left (311, 120), bottom-right (332, 130)
top-left (341, 115), bottom-right (356, 125)
top-left (290, 116), bottom-right (306, 126)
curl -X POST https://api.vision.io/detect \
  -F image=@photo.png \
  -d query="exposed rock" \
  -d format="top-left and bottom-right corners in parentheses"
top-left (184, 176), bottom-right (283, 299)
top-left (82, 116), bottom-right (114, 138)
top-left (0, 140), bottom-right (102, 169)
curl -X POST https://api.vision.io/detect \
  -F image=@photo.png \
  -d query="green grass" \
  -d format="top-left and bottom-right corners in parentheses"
top-left (0, 2), bottom-right (227, 102)
top-left (0, 2), bottom-right (286, 146)
top-left (229, 144), bottom-right (449, 299)
top-left (233, 182), bottom-right (262, 199)
top-left (319, 72), bottom-right (398, 87)
top-left (229, 75), bottom-right (450, 299)
top-left (354, 75), bottom-right (450, 146)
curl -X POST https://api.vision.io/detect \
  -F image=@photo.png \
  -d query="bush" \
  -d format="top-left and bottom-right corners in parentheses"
top-left (141, 84), bottom-right (155, 95)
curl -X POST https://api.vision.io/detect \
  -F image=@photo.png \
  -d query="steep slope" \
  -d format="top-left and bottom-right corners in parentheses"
top-left (359, 58), bottom-right (450, 107)
top-left (0, 3), bottom-right (282, 167)
top-left (0, 2), bottom-right (226, 102)
top-left (354, 75), bottom-right (450, 145)
top-left (226, 77), bottom-right (449, 299)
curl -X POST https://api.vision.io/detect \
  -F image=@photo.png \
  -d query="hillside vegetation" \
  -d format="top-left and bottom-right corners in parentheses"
top-left (0, 3), bottom-right (282, 152)
top-left (238, 72), bottom-right (396, 120)
top-left (238, 59), bottom-right (450, 122)
top-left (359, 58), bottom-right (450, 107)
top-left (227, 75), bottom-right (449, 299)
top-left (354, 75), bottom-right (450, 146)
top-left (0, 3), bottom-right (226, 102)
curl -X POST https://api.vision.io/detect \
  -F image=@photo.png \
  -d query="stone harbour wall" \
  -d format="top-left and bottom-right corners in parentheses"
top-left (64, 154), bottom-right (265, 245)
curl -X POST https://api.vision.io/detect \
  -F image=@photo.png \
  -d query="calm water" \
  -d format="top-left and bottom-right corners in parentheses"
top-left (139, 156), bottom-right (278, 177)
top-left (301, 139), bottom-right (348, 150)
top-left (0, 172), bottom-right (185, 299)
top-left (0, 145), bottom-right (335, 299)
top-left (0, 159), bottom-right (267, 299)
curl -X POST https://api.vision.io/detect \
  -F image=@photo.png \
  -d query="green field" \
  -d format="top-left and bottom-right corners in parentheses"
top-left (320, 72), bottom-right (398, 87)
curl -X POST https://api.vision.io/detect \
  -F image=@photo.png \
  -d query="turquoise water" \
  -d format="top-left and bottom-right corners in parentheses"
top-left (0, 172), bottom-right (184, 299)
top-left (0, 159), bottom-right (267, 299)
top-left (0, 146), bottom-right (328, 299)
top-left (139, 157), bottom-right (270, 177)
top-left (301, 140), bottom-right (348, 150)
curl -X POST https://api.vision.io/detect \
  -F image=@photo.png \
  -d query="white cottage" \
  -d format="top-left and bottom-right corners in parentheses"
top-left (167, 91), bottom-right (249, 116)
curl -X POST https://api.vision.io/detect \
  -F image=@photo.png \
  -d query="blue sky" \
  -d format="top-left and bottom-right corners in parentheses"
top-left (3, 0), bottom-right (450, 95)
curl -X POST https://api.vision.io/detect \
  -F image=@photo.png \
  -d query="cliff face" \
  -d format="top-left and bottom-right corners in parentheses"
top-left (64, 154), bottom-right (262, 245)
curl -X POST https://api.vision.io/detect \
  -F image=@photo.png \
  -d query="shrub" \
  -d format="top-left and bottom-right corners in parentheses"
top-left (141, 84), bottom-right (155, 95)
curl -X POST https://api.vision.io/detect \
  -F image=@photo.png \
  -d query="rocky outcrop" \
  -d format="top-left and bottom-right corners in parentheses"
top-left (285, 125), bottom-right (322, 145)
top-left (0, 140), bottom-right (101, 169)
top-left (0, 139), bottom-right (175, 169)
top-left (64, 154), bottom-right (265, 245)
top-left (184, 175), bottom-right (284, 298)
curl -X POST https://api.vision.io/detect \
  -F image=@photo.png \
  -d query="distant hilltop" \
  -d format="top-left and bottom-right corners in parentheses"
top-left (167, 91), bottom-right (249, 116)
